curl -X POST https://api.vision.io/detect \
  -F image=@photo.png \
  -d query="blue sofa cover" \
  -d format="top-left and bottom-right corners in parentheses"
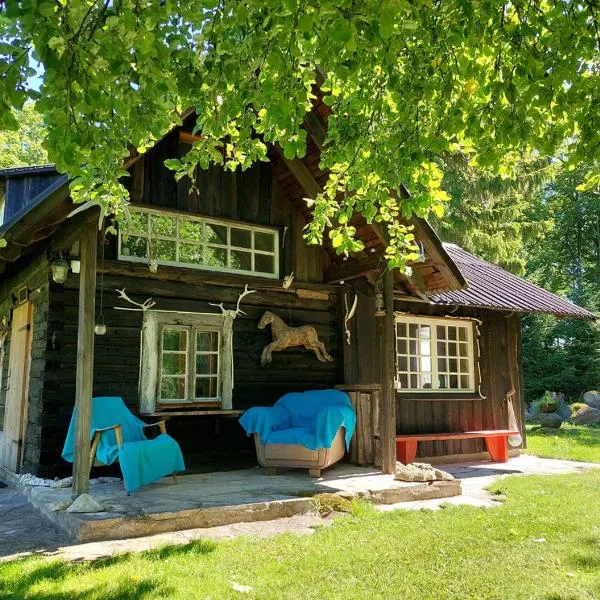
top-left (62, 396), bottom-right (185, 493)
top-left (239, 389), bottom-right (356, 451)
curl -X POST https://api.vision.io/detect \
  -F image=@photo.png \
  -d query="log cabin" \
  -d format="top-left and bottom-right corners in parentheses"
top-left (0, 97), bottom-right (594, 493)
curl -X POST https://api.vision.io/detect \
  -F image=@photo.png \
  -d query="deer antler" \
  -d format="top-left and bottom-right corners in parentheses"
top-left (235, 284), bottom-right (256, 315)
top-left (115, 288), bottom-right (157, 311)
top-left (344, 291), bottom-right (358, 345)
top-left (209, 285), bottom-right (256, 317)
top-left (208, 302), bottom-right (226, 313)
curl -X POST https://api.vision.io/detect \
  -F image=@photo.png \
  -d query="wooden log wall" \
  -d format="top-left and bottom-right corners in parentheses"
top-left (119, 130), bottom-right (331, 284)
top-left (344, 290), bottom-right (525, 460)
top-left (39, 267), bottom-right (341, 474)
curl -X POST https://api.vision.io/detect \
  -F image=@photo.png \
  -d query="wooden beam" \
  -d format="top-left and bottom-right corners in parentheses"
top-left (179, 131), bottom-right (201, 145)
top-left (51, 207), bottom-right (101, 254)
top-left (273, 145), bottom-right (322, 199)
top-left (303, 110), bottom-right (326, 151)
top-left (324, 254), bottom-right (383, 284)
top-left (380, 269), bottom-right (397, 474)
top-left (72, 218), bottom-right (98, 498)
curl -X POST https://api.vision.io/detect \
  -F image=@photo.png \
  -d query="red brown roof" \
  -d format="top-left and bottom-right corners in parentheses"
top-left (429, 244), bottom-right (596, 320)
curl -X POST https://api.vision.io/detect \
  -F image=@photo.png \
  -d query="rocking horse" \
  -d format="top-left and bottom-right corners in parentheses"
top-left (257, 310), bottom-right (334, 366)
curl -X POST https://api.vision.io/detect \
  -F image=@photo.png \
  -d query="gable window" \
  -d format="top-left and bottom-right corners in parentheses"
top-left (119, 207), bottom-right (279, 278)
top-left (139, 311), bottom-right (234, 414)
top-left (395, 315), bottom-right (475, 392)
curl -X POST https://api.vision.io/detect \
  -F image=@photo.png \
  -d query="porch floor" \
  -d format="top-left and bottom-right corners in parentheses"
top-left (19, 463), bottom-right (460, 543)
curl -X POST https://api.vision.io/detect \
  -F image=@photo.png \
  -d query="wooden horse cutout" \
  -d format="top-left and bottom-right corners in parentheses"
top-left (258, 310), bottom-right (334, 366)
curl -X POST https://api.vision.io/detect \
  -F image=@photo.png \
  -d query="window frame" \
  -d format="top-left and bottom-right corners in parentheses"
top-left (158, 325), bottom-right (222, 404)
top-left (394, 314), bottom-right (476, 393)
top-left (139, 311), bottom-right (234, 414)
top-left (118, 206), bottom-right (280, 279)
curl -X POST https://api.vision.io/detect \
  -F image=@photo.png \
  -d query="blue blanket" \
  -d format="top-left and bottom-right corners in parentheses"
top-left (239, 389), bottom-right (356, 451)
top-left (62, 396), bottom-right (185, 493)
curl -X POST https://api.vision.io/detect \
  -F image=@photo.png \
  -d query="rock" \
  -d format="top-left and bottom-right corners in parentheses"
top-left (572, 405), bottom-right (600, 425)
top-left (49, 500), bottom-right (71, 512)
top-left (66, 493), bottom-right (105, 513)
top-left (394, 462), bottom-right (454, 482)
top-left (583, 391), bottom-right (600, 409)
top-left (538, 412), bottom-right (563, 429)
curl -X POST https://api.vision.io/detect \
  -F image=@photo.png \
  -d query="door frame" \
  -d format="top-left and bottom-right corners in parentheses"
top-left (0, 300), bottom-right (34, 472)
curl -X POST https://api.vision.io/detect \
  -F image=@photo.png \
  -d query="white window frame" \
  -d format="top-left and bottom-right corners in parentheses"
top-left (139, 311), bottom-right (234, 414)
top-left (394, 314), bottom-right (476, 393)
top-left (118, 206), bottom-right (280, 278)
top-left (158, 326), bottom-right (222, 403)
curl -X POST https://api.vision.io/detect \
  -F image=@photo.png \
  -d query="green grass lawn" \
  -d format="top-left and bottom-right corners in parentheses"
top-left (3, 471), bottom-right (600, 599)
top-left (524, 423), bottom-right (600, 463)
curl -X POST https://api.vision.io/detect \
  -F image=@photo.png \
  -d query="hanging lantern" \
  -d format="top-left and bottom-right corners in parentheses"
top-left (50, 254), bottom-right (69, 284)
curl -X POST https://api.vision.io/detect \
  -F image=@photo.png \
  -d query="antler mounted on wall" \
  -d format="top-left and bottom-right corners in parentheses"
top-left (209, 284), bottom-right (256, 318)
top-left (344, 291), bottom-right (358, 345)
top-left (114, 288), bottom-right (157, 312)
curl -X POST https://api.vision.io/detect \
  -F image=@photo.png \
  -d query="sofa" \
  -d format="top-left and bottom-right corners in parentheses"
top-left (239, 389), bottom-right (356, 477)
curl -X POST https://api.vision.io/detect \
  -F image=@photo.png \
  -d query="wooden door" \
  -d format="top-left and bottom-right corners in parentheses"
top-left (0, 301), bottom-right (34, 472)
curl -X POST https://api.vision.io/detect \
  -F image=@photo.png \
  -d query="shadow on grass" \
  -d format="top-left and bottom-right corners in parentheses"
top-left (0, 559), bottom-right (162, 600)
top-left (0, 539), bottom-right (217, 600)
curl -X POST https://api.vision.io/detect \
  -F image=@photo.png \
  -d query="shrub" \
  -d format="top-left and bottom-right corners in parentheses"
top-left (529, 391), bottom-right (571, 421)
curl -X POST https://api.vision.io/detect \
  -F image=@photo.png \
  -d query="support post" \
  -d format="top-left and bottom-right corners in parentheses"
top-left (72, 219), bottom-right (98, 498)
top-left (379, 269), bottom-right (397, 474)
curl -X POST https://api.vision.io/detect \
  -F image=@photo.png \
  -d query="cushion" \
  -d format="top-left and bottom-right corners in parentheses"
top-left (265, 427), bottom-right (314, 446)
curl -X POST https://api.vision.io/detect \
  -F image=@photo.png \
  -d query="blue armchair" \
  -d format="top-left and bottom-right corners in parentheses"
top-left (239, 389), bottom-right (356, 477)
top-left (62, 396), bottom-right (185, 493)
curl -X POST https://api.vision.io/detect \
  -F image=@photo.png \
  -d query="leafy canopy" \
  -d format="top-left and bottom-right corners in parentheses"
top-left (1, 0), bottom-right (599, 267)
top-left (0, 101), bottom-right (48, 168)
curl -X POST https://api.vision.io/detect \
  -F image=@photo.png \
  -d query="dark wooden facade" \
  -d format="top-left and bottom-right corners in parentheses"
top-left (0, 149), bottom-right (344, 475)
top-left (344, 291), bottom-right (525, 462)
top-left (0, 107), bottom-right (529, 478)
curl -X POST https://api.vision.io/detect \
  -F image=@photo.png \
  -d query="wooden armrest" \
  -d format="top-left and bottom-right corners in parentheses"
top-left (89, 424), bottom-right (123, 475)
top-left (95, 424), bottom-right (122, 433)
top-left (94, 424), bottom-right (123, 447)
top-left (143, 420), bottom-right (167, 435)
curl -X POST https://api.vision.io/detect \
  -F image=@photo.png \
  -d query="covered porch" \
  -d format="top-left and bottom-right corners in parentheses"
top-left (17, 463), bottom-right (461, 543)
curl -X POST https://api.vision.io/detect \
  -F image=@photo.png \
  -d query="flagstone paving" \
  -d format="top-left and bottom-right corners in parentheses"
top-left (1, 454), bottom-right (598, 563)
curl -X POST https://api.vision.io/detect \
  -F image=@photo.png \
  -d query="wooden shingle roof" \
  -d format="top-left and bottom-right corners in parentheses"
top-left (429, 244), bottom-right (595, 319)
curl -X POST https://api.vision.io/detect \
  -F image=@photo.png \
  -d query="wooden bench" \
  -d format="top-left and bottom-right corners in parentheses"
top-left (395, 430), bottom-right (520, 464)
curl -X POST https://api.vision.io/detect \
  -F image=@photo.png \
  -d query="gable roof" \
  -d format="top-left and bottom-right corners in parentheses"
top-left (429, 244), bottom-right (595, 320)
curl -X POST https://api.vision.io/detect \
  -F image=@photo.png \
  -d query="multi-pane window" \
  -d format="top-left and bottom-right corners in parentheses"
top-left (395, 316), bottom-right (475, 392)
top-left (159, 326), bottom-right (220, 403)
top-left (119, 207), bottom-right (279, 278)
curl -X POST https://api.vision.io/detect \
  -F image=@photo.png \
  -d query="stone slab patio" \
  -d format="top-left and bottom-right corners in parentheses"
top-left (18, 463), bottom-right (461, 542)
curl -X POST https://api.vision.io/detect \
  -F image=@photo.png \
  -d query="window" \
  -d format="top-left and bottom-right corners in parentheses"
top-left (139, 311), bottom-right (234, 413)
top-left (159, 327), bottom-right (220, 402)
top-left (119, 207), bottom-right (279, 278)
top-left (395, 315), bottom-right (475, 392)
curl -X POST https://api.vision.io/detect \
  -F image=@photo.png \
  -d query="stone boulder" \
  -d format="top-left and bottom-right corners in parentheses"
top-left (583, 391), bottom-right (600, 409)
top-left (538, 412), bottom-right (563, 429)
top-left (572, 405), bottom-right (600, 426)
top-left (66, 493), bottom-right (105, 513)
top-left (395, 462), bottom-right (454, 482)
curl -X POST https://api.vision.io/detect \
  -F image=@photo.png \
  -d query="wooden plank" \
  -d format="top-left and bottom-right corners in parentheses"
top-left (380, 269), bottom-right (396, 474)
top-left (303, 110), bottom-right (327, 150)
top-left (148, 410), bottom-right (244, 417)
top-left (0, 301), bottom-right (34, 472)
top-left (72, 219), bottom-right (98, 498)
top-left (396, 430), bottom-right (518, 441)
top-left (273, 145), bottom-right (322, 199)
top-left (324, 254), bottom-right (382, 284)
